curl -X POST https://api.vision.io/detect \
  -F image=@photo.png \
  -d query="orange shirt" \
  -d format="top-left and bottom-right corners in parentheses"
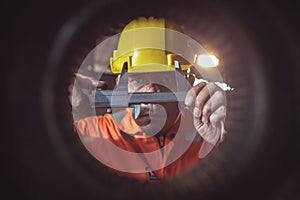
top-left (74, 111), bottom-right (203, 181)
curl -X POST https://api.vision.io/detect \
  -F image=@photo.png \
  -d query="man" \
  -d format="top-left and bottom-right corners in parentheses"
top-left (70, 17), bottom-right (226, 181)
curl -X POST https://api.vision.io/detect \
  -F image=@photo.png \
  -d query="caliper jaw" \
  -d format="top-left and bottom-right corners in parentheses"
top-left (118, 62), bottom-right (141, 119)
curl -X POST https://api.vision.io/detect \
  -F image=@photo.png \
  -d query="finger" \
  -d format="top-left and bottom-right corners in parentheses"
top-left (198, 141), bottom-right (215, 159)
top-left (200, 123), bottom-right (221, 145)
top-left (219, 120), bottom-right (226, 143)
top-left (68, 83), bottom-right (80, 105)
top-left (70, 80), bottom-right (84, 108)
top-left (209, 105), bottom-right (226, 125)
top-left (75, 73), bottom-right (94, 90)
top-left (185, 82), bottom-right (207, 108)
top-left (194, 83), bottom-right (219, 117)
top-left (75, 73), bottom-right (108, 90)
top-left (201, 90), bottom-right (225, 123)
top-left (186, 73), bottom-right (195, 86)
top-left (95, 81), bottom-right (108, 89)
top-left (193, 111), bottom-right (204, 132)
top-left (68, 83), bottom-right (74, 94)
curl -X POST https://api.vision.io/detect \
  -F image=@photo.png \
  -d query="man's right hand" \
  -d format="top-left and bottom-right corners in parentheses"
top-left (68, 73), bottom-right (107, 114)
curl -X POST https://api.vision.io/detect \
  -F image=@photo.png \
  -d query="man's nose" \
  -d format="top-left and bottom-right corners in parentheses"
top-left (146, 83), bottom-right (160, 92)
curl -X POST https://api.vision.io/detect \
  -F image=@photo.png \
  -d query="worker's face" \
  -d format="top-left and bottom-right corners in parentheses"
top-left (125, 71), bottom-right (180, 135)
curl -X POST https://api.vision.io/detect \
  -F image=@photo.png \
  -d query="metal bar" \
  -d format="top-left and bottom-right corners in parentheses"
top-left (87, 89), bottom-right (187, 108)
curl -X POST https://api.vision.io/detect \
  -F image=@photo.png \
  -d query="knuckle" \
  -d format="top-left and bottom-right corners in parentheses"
top-left (214, 90), bottom-right (223, 97)
top-left (214, 91), bottom-right (225, 103)
top-left (209, 117), bottom-right (217, 124)
top-left (195, 98), bottom-right (204, 108)
top-left (195, 92), bottom-right (209, 108)
top-left (192, 82), bottom-right (207, 93)
top-left (219, 105), bottom-right (227, 113)
top-left (195, 82), bottom-right (207, 88)
top-left (207, 82), bottom-right (216, 90)
top-left (202, 105), bottom-right (211, 116)
top-left (185, 90), bottom-right (196, 106)
top-left (221, 106), bottom-right (227, 114)
top-left (187, 87), bottom-right (197, 96)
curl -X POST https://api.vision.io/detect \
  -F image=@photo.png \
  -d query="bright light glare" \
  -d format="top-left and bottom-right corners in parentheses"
top-left (197, 54), bottom-right (219, 67)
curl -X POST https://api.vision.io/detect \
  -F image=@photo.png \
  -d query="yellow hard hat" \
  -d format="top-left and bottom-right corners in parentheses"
top-left (110, 17), bottom-right (191, 74)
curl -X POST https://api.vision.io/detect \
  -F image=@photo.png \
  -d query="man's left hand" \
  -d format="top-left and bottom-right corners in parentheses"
top-left (185, 82), bottom-right (227, 145)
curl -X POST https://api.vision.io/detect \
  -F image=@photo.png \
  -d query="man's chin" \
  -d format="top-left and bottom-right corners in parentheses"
top-left (135, 116), bottom-right (166, 135)
top-left (135, 115), bottom-right (151, 127)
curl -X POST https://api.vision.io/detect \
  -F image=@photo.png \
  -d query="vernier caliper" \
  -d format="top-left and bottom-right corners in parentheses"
top-left (87, 62), bottom-right (233, 119)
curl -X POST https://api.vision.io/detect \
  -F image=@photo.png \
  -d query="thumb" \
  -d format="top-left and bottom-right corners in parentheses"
top-left (75, 73), bottom-right (107, 90)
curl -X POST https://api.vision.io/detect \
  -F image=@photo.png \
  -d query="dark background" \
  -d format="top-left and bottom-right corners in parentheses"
top-left (2, 0), bottom-right (300, 199)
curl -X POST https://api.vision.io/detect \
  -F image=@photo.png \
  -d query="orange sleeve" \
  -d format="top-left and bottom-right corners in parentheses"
top-left (73, 114), bottom-right (119, 139)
